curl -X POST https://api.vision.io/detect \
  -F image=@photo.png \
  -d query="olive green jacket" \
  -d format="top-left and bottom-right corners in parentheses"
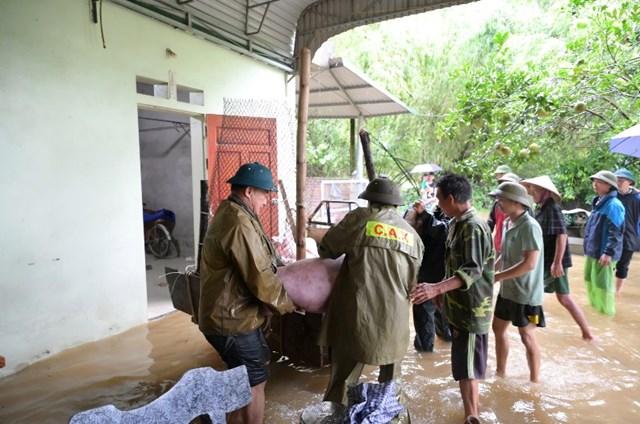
top-left (198, 195), bottom-right (294, 336)
top-left (318, 205), bottom-right (424, 365)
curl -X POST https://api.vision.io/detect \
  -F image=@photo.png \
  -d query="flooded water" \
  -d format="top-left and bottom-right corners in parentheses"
top-left (1, 254), bottom-right (639, 423)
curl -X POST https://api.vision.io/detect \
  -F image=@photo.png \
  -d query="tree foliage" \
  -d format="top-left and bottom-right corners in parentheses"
top-left (307, 0), bottom-right (640, 207)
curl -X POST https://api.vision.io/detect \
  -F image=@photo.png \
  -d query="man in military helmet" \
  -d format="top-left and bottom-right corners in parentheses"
top-left (198, 162), bottom-right (296, 423)
top-left (317, 175), bottom-right (424, 409)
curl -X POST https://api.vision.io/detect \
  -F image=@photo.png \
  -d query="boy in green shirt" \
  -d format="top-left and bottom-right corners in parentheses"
top-left (490, 182), bottom-right (545, 383)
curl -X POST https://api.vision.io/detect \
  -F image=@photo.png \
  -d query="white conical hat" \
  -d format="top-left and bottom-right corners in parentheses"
top-left (521, 175), bottom-right (562, 202)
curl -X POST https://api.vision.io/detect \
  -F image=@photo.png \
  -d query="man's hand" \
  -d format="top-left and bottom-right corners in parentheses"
top-left (410, 283), bottom-right (438, 305)
top-left (550, 262), bottom-right (565, 278)
top-left (598, 254), bottom-right (612, 267)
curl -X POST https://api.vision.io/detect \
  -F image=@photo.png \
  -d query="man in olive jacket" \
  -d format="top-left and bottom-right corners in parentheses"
top-left (199, 162), bottom-right (296, 424)
top-left (318, 176), bottom-right (424, 407)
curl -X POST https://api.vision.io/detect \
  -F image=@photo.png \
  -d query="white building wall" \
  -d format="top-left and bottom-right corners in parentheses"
top-left (0, 0), bottom-right (291, 376)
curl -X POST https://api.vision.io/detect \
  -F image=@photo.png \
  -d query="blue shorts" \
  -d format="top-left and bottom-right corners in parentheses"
top-left (450, 327), bottom-right (488, 381)
top-left (205, 328), bottom-right (271, 387)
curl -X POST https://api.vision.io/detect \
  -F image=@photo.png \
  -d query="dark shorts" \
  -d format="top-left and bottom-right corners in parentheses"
top-left (205, 327), bottom-right (270, 387)
top-left (450, 327), bottom-right (488, 381)
top-left (615, 249), bottom-right (634, 279)
top-left (543, 269), bottom-right (570, 294)
top-left (494, 295), bottom-right (546, 328)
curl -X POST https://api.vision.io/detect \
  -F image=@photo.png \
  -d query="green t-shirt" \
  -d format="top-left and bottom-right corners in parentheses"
top-left (444, 207), bottom-right (495, 334)
top-left (499, 212), bottom-right (545, 306)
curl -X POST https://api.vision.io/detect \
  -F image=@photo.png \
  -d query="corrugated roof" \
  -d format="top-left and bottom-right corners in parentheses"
top-left (303, 58), bottom-right (413, 119)
top-left (111, 0), bottom-right (478, 71)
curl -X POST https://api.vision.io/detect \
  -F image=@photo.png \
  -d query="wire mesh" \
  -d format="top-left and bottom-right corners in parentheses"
top-left (208, 97), bottom-right (298, 261)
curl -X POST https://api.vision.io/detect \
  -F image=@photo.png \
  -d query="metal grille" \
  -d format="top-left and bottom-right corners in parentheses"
top-left (208, 97), bottom-right (298, 261)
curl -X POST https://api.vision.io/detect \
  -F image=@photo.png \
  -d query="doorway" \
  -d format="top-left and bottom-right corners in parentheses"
top-left (138, 108), bottom-right (197, 319)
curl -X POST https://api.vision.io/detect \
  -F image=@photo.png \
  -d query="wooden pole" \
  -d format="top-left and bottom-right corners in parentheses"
top-left (296, 47), bottom-right (311, 260)
top-left (359, 129), bottom-right (376, 182)
top-left (278, 179), bottom-right (296, 236)
top-left (349, 118), bottom-right (356, 174)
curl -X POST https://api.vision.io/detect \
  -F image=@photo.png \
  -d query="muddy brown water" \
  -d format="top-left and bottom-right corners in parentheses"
top-left (1, 254), bottom-right (639, 423)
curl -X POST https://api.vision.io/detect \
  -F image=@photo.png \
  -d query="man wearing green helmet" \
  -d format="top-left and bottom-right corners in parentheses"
top-left (198, 162), bottom-right (296, 423)
top-left (317, 175), bottom-right (424, 416)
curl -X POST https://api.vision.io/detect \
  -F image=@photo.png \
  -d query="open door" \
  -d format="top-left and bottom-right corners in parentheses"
top-left (206, 114), bottom-right (279, 237)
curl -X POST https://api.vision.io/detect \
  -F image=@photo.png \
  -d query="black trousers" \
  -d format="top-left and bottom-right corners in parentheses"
top-left (615, 248), bottom-right (635, 279)
top-left (413, 300), bottom-right (436, 352)
top-left (413, 299), bottom-right (452, 351)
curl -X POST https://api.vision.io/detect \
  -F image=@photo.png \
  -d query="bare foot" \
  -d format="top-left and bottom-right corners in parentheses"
top-left (464, 415), bottom-right (480, 424)
top-left (583, 334), bottom-right (597, 343)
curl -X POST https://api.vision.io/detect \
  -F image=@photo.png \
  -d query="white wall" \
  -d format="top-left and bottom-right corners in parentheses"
top-left (0, 0), bottom-right (290, 376)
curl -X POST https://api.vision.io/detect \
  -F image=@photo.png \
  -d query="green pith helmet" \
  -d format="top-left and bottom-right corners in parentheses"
top-left (614, 168), bottom-right (635, 184)
top-left (358, 176), bottom-right (404, 206)
top-left (494, 165), bottom-right (512, 174)
top-left (227, 162), bottom-right (278, 192)
top-left (489, 182), bottom-right (531, 208)
top-left (498, 172), bottom-right (521, 183)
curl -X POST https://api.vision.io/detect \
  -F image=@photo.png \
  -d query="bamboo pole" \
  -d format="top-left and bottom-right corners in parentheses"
top-left (296, 47), bottom-right (311, 260)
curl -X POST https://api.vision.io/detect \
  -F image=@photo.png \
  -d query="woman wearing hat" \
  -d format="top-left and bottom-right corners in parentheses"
top-left (614, 168), bottom-right (640, 295)
top-left (521, 176), bottom-right (594, 341)
top-left (583, 170), bottom-right (625, 316)
top-left (490, 182), bottom-right (545, 383)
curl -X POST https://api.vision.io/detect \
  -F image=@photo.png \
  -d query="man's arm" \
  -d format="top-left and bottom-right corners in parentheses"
top-left (410, 275), bottom-right (464, 305)
top-left (487, 203), bottom-right (496, 231)
top-left (228, 222), bottom-right (296, 314)
top-left (551, 234), bottom-right (567, 278)
top-left (601, 205), bottom-right (625, 266)
top-left (495, 249), bottom-right (539, 282)
top-left (318, 210), bottom-right (357, 259)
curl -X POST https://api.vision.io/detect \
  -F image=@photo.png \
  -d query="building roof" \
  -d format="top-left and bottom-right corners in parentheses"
top-left (111, 0), bottom-right (478, 71)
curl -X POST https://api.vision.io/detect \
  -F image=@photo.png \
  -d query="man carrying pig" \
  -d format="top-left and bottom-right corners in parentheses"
top-left (198, 162), bottom-right (296, 424)
top-left (317, 176), bottom-right (424, 409)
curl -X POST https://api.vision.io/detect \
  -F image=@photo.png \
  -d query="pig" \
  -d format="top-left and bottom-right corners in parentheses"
top-left (277, 256), bottom-right (344, 313)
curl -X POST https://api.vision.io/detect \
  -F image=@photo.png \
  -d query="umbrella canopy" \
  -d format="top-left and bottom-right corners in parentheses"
top-left (410, 163), bottom-right (442, 174)
top-left (609, 124), bottom-right (640, 158)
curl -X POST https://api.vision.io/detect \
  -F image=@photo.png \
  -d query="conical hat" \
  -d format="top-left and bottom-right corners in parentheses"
top-left (521, 175), bottom-right (562, 202)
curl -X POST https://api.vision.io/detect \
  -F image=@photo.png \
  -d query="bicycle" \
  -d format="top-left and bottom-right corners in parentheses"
top-left (144, 208), bottom-right (180, 258)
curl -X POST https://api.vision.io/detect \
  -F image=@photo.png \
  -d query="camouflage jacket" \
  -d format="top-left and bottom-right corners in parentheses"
top-left (444, 207), bottom-right (495, 334)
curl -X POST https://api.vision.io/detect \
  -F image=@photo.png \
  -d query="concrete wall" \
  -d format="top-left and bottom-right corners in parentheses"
top-left (138, 109), bottom-right (194, 255)
top-left (0, 0), bottom-right (291, 376)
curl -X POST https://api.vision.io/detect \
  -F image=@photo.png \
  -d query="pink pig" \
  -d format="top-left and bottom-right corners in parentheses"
top-left (277, 256), bottom-right (344, 313)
